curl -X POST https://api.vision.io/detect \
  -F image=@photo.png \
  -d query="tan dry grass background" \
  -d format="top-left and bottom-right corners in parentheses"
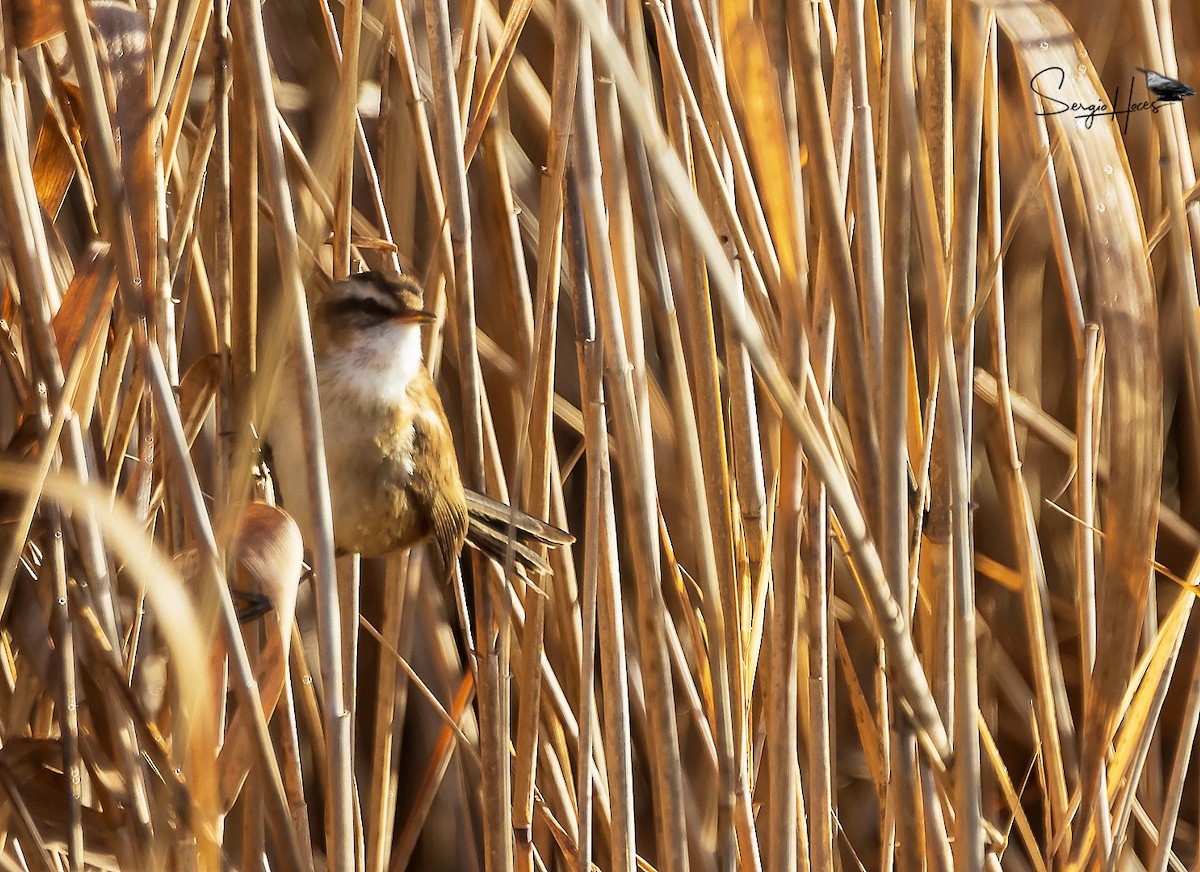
top-left (0, 0), bottom-right (1198, 869)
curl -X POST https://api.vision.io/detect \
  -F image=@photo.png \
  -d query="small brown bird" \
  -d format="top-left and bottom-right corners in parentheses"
top-left (268, 270), bottom-right (569, 578)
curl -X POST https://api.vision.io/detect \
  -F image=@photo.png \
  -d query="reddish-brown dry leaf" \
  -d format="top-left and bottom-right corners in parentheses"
top-left (10, 0), bottom-right (65, 48)
top-left (32, 111), bottom-right (77, 220)
top-left (177, 354), bottom-right (220, 447)
top-left (51, 243), bottom-right (115, 428)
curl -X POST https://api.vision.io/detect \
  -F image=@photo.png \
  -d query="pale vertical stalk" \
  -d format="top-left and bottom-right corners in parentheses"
top-left (340, 555), bottom-right (360, 818)
top-left (46, 501), bottom-right (82, 872)
top-left (365, 557), bottom-right (415, 872)
top-left (877, 0), bottom-right (919, 860)
top-left (943, 17), bottom-right (987, 871)
top-left (230, 8), bottom-right (257, 426)
top-left (455, 0), bottom-right (482, 127)
top-left (278, 652), bottom-right (316, 868)
top-left (576, 371), bottom-right (602, 872)
top-left (564, 179), bottom-right (603, 871)
top-left (230, 0), bottom-right (350, 864)
top-left (572, 42), bottom-right (688, 870)
top-left (921, 760), bottom-right (954, 872)
top-left (385, 0), bottom-right (455, 313)
top-left (155, 174), bottom-right (179, 391)
top-left (924, 0), bottom-right (952, 250)
top-left (723, 310), bottom-right (768, 597)
top-left (645, 7), bottom-right (736, 869)
top-left (801, 316), bottom-right (834, 870)
top-left (1076, 326), bottom-right (1101, 681)
top-left (979, 27), bottom-right (1005, 848)
top-left (1020, 107), bottom-right (1085, 351)
top-left (598, 0), bottom-right (650, 474)
top-left (1149, 591), bottom-right (1200, 872)
top-left (332, 0), bottom-right (362, 279)
top-left (212, 0), bottom-right (232, 513)
top-left (161, 1), bottom-right (213, 177)
top-left (533, 3), bottom-right (579, 497)
top-left (803, 5), bottom-right (859, 862)
top-left (769, 432), bottom-right (802, 872)
top-left (756, 8), bottom-right (812, 866)
top-left (948, 6), bottom-right (985, 456)
top-left (843, 0), bottom-right (885, 399)
top-left (568, 174), bottom-right (634, 872)
top-left (785, 0), bottom-right (880, 523)
top-left (883, 0), bottom-right (979, 866)
top-left (514, 5), bottom-right (578, 869)
top-left (419, 2), bottom-right (503, 869)
top-left (378, 52), bottom-right (418, 258)
top-left (153, 0), bottom-right (206, 125)
top-left (938, 18), bottom-right (985, 872)
top-left (420, 0), bottom-right (482, 489)
top-left (1141, 586), bottom-right (1165, 820)
top-left (504, 141), bottom-right (546, 872)
top-left (811, 0), bottom-right (878, 868)
top-left (331, 0), bottom-right (363, 832)
top-left (149, 0), bottom-right (181, 93)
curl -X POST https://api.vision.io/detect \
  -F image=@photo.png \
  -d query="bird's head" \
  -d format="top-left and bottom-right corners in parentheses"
top-left (312, 271), bottom-right (437, 387)
top-left (317, 271), bottom-right (436, 334)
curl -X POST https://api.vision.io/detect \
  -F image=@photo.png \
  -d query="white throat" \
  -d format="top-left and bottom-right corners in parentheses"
top-left (322, 322), bottom-right (424, 406)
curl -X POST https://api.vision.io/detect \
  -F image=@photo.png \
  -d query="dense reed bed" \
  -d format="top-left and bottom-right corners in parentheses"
top-left (1, 0), bottom-right (1199, 868)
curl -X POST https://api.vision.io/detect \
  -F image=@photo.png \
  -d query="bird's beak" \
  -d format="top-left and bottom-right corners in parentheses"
top-left (397, 310), bottom-right (437, 324)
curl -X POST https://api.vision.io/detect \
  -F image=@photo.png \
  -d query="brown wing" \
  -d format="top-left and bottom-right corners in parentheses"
top-left (406, 391), bottom-right (468, 581)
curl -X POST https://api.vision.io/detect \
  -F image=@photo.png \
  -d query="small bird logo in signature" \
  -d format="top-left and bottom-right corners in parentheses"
top-left (1136, 67), bottom-right (1196, 102)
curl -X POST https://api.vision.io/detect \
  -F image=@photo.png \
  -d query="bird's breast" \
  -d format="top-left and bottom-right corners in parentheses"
top-left (319, 391), bottom-right (429, 556)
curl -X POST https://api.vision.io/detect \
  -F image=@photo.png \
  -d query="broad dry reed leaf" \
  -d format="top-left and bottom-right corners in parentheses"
top-left (216, 503), bottom-right (304, 807)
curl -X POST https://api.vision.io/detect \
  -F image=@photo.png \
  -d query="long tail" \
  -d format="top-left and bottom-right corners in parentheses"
top-left (462, 489), bottom-right (573, 575)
